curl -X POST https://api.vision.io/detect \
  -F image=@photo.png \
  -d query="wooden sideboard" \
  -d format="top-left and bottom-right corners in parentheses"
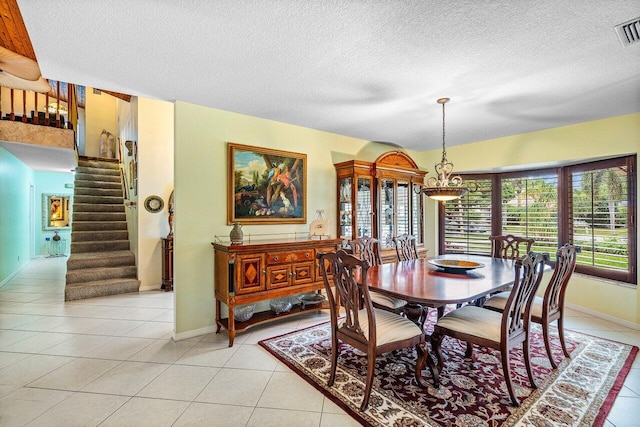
top-left (212, 238), bottom-right (341, 346)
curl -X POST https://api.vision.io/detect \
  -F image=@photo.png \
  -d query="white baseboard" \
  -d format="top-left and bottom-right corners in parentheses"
top-left (0, 261), bottom-right (30, 286)
top-left (565, 302), bottom-right (640, 331)
top-left (174, 325), bottom-right (218, 342)
top-left (139, 284), bottom-right (162, 292)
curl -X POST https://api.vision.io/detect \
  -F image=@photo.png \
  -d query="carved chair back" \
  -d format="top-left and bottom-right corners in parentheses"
top-left (540, 244), bottom-right (579, 321)
top-left (503, 252), bottom-right (546, 337)
top-left (317, 249), bottom-right (375, 343)
top-left (349, 236), bottom-right (382, 267)
top-left (490, 234), bottom-right (534, 260)
top-left (392, 234), bottom-right (418, 261)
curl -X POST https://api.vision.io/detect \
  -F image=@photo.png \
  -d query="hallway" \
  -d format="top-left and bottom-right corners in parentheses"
top-left (0, 257), bottom-right (639, 426)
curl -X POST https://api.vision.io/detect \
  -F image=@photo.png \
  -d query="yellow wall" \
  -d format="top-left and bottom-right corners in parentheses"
top-left (136, 98), bottom-right (174, 291)
top-left (85, 90), bottom-right (116, 157)
top-left (173, 102), bottom-right (388, 336)
top-left (418, 113), bottom-right (640, 324)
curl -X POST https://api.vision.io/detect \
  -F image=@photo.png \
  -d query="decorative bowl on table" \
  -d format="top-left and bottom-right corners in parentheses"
top-left (234, 304), bottom-right (256, 322)
top-left (270, 298), bottom-right (292, 314)
top-left (427, 259), bottom-right (484, 274)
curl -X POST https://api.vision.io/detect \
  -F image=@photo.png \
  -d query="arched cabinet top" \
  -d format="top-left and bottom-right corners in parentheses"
top-left (374, 151), bottom-right (419, 169)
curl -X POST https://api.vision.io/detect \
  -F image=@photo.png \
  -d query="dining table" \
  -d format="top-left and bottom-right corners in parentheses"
top-left (366, 254), bottom-right (520, 324)
top-left (366, 253), bottom-right (550, 388)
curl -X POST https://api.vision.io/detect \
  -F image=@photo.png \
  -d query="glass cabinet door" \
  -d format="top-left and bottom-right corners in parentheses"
top-left (379, 179), bottom-right (395, 249)
top-left (412, 185), bottom-right (423, 244)
top-left (396, 181), bottom-right (410, 237)
top-left (338, 177), bottom-right (353, 239)
top-left (355, 177), bottom-right (373, 238)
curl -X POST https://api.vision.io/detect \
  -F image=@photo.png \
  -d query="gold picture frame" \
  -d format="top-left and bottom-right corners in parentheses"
top-left (228, 143), bottom-right (307, 225)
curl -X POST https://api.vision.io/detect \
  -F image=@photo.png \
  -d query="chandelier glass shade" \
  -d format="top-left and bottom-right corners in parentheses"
top-left (419, 97), bottom-right (468, 201)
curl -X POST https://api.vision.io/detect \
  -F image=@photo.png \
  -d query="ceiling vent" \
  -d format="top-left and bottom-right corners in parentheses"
top-left (615, 17), bottom-right (640, 46)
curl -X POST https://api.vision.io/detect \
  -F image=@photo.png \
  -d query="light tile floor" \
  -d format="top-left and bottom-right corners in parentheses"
top-left (0, 257), bottom-right (638, 426)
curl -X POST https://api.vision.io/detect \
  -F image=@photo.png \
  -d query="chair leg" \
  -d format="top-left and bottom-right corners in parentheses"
top-left (360, 352), bottom-right (376, 411)
top-left (542, 321), bottom-right (558, 369)
top-left (414, 343), bottom-right (430, 387)
top-left (523, 335), bottom-right (537, 389)
top-left (501, 348), bottom-right (520, 406)
top-left (558, 315), bottom-right (571, 358)
top-left (430, 333), bottom-right (445, 388)
top-left (464, 341), bottom-right (473, 359)
top-left (328, 334), bottom-right (339, 387)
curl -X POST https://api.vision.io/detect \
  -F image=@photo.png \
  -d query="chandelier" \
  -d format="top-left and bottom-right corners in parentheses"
top-left (418, 97), bottom-right (468, 201)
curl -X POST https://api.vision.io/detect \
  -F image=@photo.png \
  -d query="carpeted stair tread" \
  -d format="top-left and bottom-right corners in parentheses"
top-left (65, 278), bottom-right (141, 301)
top-left (67, 250), bottom-right (135, 269)
top-left (76, 167), bottom-right (120, 176)
top-left (71, 230), bottom-right (129, 242)
top-left (75, 187), bottom-right (123, 197)
top-left (75, 174), bottom-right (121, 184)
top-left (74, 195), bottom-right (124, 204)
top-left (72, 221), bottom-right (127, 231)
top-left (73, 203), bottom-right (125, 213)
top-left (66, 265), bottom-right (137, 284)
top-left (71, 240), bottom-right (130, 253)
top-left (74, 179), bottom-right (122, 190)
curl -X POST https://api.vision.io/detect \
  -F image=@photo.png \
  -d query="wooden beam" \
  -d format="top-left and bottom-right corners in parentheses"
top-left (0, 0), bottom-right (37, 61)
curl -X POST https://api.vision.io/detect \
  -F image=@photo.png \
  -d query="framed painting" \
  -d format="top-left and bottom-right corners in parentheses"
top-left (228, 143), bottom-right (307, 224)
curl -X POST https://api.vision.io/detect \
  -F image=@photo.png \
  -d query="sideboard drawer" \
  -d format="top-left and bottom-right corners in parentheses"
top-left (267, 249), bottom-right (314, 265)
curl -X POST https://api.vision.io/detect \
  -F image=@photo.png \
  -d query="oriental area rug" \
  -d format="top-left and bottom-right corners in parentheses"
top-left (259, 320), bottom-right (637, 427)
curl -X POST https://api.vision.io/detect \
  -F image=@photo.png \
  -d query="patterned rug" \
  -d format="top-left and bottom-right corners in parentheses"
top-left (259, 319), bottom-right (637, 427)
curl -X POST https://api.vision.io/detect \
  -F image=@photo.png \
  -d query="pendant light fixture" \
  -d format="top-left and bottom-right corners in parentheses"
top-left (419, 97), bottom-right (468, 201)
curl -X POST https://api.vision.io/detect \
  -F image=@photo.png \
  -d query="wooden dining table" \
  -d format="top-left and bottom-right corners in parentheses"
top-left (367, 254), bottom-right (519, 322)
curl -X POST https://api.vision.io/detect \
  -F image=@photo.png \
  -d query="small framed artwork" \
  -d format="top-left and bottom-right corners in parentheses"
top-left (228, 143), bottom-right (307, 224)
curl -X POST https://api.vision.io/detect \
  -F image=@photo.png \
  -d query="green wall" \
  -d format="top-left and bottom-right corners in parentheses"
top-left (0, 146), bottom-right (33, 283)
top-left (418, 112), bottom-right (640, 324)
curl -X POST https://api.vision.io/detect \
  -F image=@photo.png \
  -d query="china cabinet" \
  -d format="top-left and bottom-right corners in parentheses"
top-left (334, 151), bottom-right (426, 261)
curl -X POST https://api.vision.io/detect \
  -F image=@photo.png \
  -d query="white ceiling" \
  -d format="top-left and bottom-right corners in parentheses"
top-left (18, 0), bottom-right (640, 152)
top-left (0, 141), bottom-right (76, 173)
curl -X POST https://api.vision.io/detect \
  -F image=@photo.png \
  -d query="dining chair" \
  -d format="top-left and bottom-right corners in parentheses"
top-left (490, 234), bottom-right (535, 260)
top-left (392, 234), bottom-right (418, 261)
top-left (483, 244), bottom-right (579, 369)
top-left (349, 237), bottom-right (407, 314)
top-left (317, 249), bottom-right (428, 411)
top-left (430, 251), bottom-right (546, 406)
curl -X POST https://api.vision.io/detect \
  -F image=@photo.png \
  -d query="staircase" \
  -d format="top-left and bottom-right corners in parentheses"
top-left (65, 156), bottom-right (140, 301)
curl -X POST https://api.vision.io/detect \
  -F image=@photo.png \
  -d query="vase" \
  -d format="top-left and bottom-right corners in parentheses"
top-left (230, 223), bottom-right (243, 245)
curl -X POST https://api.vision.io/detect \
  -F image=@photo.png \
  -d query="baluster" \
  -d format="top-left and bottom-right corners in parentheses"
top-left (56, 81), bottom-right (60, 128)
top-left (10, 89), bottom-right (15, 121)
top-left (22, 90), bottom-right (27, 122)
top-left (45, 92), bottom-right (49, 125)
top-left (33, 91), bottom-right (39, 124)
top-left (67, 82), bottom-right (72, 129)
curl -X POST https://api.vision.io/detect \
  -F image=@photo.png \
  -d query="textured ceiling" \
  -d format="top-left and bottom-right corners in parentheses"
top-left (17, 0), bottom-right (640, 151)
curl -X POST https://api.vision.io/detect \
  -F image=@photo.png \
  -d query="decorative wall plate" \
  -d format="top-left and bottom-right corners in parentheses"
top-left (144, 195), bottom-right (164, 213)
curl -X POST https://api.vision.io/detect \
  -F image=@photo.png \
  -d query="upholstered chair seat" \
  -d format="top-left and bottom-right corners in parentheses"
top-left (434, 305), bottom-right (503, 342)
top-left (340, 308), bottom-right (423, 346)
top-left (369, 293), bottom-right (408, 311)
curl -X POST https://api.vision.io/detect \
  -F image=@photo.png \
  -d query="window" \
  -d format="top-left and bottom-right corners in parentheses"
top-left (439, 155), bottom-right (636, 284)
